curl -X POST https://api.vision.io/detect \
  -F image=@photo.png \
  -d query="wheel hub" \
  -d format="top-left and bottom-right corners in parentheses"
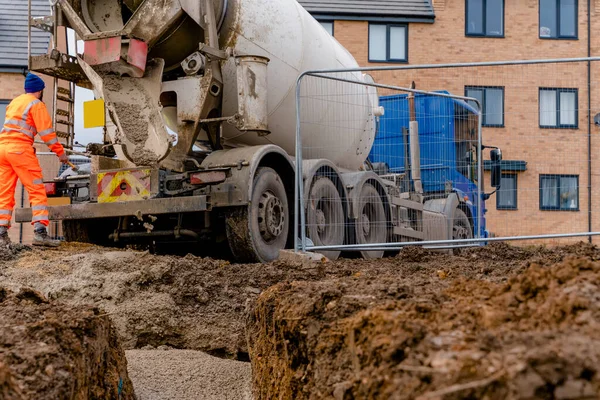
top-left (453, 225), bottom-right (469, 240)
top-left (258, 191), bottom-right (285, 242)
top-left (360, 213), bottom-right (371, 237)
top-left (316, 209), bottom-right (326, 233)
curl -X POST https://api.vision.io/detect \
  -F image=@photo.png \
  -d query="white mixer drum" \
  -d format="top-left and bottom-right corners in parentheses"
top-left (218, 0), bottom-right (376, 171)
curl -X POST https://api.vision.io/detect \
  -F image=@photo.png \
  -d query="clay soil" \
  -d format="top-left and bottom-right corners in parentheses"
top-left (1, 241), bottom-right (599, 399)
top-left (248, 245), bottom-right (600, 399)
top-left (0, 287), bottom-right (134, 399)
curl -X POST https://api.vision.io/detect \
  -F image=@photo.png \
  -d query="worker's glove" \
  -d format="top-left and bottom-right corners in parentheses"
top-left (58, 153), bottom-right (69, 164)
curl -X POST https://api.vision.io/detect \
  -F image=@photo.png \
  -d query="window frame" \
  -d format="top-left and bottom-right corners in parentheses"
top-left (368, 23), bottom-right (409, 63)
top-left (496, 173), bottom-right (518, 210)
top-left (539, 174), bottom-right (580, 211)
top-left (539, 0), bottom-right (578, 40)
top-left (0, 99), bottom-right (9, 124)
top-left (317, 19), bottom-right (334, 36)
top-left (464, 85), bottom-right (505, 127)
top-left (465, 0), bottom-right (505, 38)
top-left (538, 87), bottom-right (579, 129)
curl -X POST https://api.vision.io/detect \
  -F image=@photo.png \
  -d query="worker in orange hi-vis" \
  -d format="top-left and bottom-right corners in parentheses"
top-left (0, 73), bottom-right (69, 247)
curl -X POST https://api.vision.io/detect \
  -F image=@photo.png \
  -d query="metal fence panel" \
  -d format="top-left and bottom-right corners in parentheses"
top-left (295, 57), bottom-right (600, 254)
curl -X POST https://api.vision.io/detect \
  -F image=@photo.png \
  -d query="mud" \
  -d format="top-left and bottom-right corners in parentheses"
top-left (0, 287), bottom-right (134, 399)
top-left (1, 241), bottom-right (597, 363)
top-left (0, 243), bottom-right (30, 262)
top-left (248, 252), bottom-right (600, 399)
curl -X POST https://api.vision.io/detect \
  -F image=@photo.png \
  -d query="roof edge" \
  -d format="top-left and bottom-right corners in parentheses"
top-left (311, 14), bottom-right (435, 23)
top-left (0, 66), bottom-right (28, 74)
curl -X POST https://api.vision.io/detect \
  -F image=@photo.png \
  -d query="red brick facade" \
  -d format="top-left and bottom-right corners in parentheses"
top-left (325, 0), bottom-right (600, 242)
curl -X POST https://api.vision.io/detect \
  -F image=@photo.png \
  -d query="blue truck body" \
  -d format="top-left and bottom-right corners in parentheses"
top-left (368, 91), bottom-right (488, 238)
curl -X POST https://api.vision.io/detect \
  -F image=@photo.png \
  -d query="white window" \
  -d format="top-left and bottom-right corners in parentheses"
top-left (497, 174), bottom-right (517, 210)
top-left (368, 24), bottom-right (407, 62)
top-left (540, 0), bottom-right (577, 39)
top-left (540, 175), bottom-right (579, 211)
top-left (539, 88), bottom-right (578, 128)
top-left (466, 0), bottom-right (504, 37)
top-left (319, 21), bottom-right (333, 36)
top-left (465, 86), bottom-right (504, 127)
top-left (0, 100), bottom-right (8, 124)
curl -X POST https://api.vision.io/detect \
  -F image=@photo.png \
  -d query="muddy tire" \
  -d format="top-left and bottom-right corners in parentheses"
top-left (226, 167), bottom-right (289, 263)
top-left (63, 219), bottom-right (113, 246)
top-left (451, 208), bottom-right (472, 254)
top-left (355, 183), bottom-right (386, 259)
top-left (306, 177), bottom-right (345, 261)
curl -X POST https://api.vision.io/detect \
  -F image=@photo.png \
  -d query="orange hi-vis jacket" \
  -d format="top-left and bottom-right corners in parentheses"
top-left (0, 94), bottom-right (65, 156)
top-left (0, 94), bottom-right (65, 228)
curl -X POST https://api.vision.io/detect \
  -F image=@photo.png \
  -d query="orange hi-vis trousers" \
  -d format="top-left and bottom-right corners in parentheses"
top-left (0, 143), bottom-right (49, 227)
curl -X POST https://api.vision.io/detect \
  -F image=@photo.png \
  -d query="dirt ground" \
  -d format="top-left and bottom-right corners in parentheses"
top-left (1, 241), bottom-right (599, 399)
top-left (1, 241), bottom-right (580, 359)
top-left (248, 246), bottom-right (600, 399)
top-left (126, 349), bottom-right (252, 400)
top-left (0, 287), bottom-right (134, 399)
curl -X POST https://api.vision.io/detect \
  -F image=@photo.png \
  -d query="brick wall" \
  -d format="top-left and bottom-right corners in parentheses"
top-left (327, 0), bottom-right (600, 241)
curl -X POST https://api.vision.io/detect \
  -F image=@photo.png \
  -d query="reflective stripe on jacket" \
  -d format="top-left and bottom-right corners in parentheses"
top-left (1, 93), bottom-right (65, 157)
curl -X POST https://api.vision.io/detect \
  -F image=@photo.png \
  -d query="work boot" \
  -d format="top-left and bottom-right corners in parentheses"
top-left (0, 231), bottom-right (11, 248)
top-left (32, 228), bottom-right (60, 247)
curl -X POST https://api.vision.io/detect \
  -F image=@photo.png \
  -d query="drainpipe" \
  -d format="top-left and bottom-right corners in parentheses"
top-left (587, 0), bottom-right (592, 242)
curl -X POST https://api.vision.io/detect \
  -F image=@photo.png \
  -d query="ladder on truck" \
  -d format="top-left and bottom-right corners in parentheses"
top-left (28, 2), bottom-right (80, 149)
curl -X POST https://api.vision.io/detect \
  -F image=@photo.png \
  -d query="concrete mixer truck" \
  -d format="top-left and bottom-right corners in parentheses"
top-left (17, 0), bottom-right (503, 261)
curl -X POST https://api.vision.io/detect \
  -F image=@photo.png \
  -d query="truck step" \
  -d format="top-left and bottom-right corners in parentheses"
top-left (57, 87), bottom-right (72, 96)
top-left (56, 131), bottom-right (71, 139)
top-left (56, 109), bottom-right (70, 117)
top-left (56, 119), bottom-right (74, 126)
top-left (57, 96), bottom-right (74, 104)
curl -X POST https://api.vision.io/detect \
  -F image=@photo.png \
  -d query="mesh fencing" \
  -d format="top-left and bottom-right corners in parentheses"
top-left (295, 58), bottom-right (600, 254)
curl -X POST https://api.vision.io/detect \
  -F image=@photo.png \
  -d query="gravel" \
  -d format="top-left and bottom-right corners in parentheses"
top-left (126, 349), bottom-right (252, 400)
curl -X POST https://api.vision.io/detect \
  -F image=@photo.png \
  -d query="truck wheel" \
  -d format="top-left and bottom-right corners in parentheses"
top-left (63, 220), bottom-right (89, 243)
top-left (63, 219), bottom-right (113, 246)
top-left (306, 176), bottom-right (345, 260)
top-left (226, 167), bottom-right (289, 263)
top-left (355, 183), bottom-right (386, 259)
top-left (452, 208), bottom-right (473, 240)
top-left (451, 208), bottom-right (472, 255)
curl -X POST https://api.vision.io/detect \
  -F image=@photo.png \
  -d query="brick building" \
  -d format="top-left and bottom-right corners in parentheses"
top-left (299, 0), bottom-right (600, 241)
top-left (0, 0), bottom-right (61, 243)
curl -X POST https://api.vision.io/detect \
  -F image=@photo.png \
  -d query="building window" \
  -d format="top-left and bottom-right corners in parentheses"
top-left (319, 21), bottom-right (333, 36)
top-left (466, 0), bottom-right (504, 37)
top-left (368, 24), bottom-right (408, 63)
top-left (540, 0), bottom-right (577, 39)
top-left (0, 100), bottom-right (9, 126)
top-left (497, 174), bottom-right (517, 210)
top-left (539, 88), bottom-right (578, 128)
top-left (465, 86), bottom-right (504, 127)
top-left (540, 174), bottom-right (579, 211)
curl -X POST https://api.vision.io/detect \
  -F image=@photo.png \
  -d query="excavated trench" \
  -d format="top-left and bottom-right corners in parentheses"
top-left (1, 241), bottom-right (599, 398)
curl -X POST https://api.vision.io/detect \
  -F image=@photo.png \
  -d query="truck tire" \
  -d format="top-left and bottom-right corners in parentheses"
top-left (226, 167), bottom-right (289, 263)
top-left (63, 219), bottom-right (113, 246)
top-left (452, 208), bottom-right (473, 240)
top-left (63, 220), bottom-right (90, 243)
top-left (306, 176), bottom-right (345, 260)
top-left (355, 183), bottom-right (386, 259)
top-left (451, 208), bottom-right (472, 255)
